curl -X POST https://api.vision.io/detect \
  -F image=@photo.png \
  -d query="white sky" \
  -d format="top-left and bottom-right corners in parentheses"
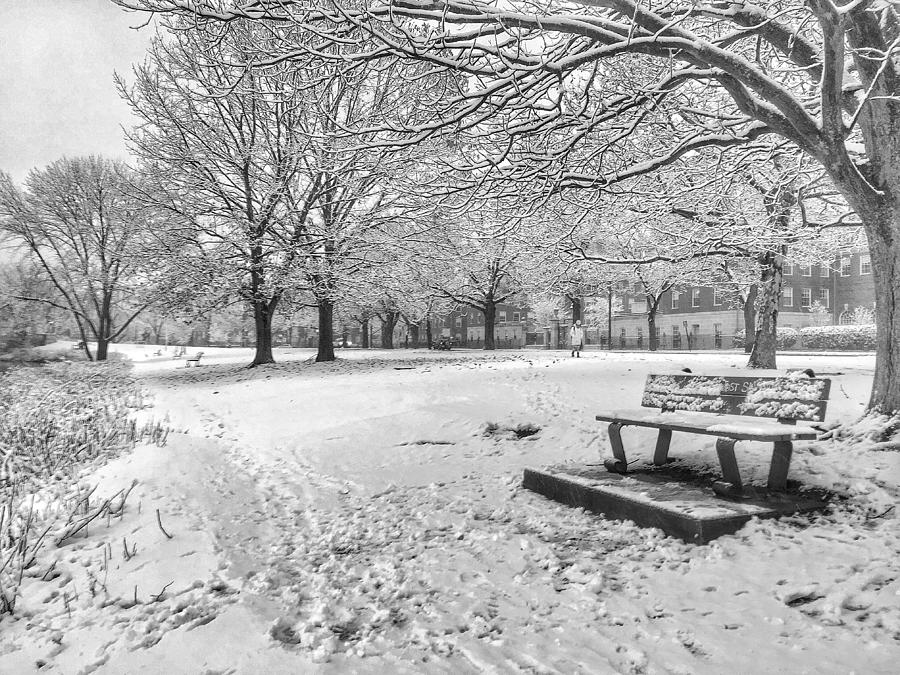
top-left (0, 0), bottom-right (154, 184)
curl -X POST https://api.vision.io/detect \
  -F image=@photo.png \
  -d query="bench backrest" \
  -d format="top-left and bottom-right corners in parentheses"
top-left (641, 374), bottom-right (831, 422)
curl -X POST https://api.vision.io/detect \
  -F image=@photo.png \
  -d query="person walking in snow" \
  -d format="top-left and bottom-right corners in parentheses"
top-left (570, 319), bottom-right (584, 357)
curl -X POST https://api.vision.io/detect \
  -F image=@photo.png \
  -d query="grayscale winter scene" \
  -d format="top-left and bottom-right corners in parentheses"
top-left (2, 0), bottom-right (900, 673)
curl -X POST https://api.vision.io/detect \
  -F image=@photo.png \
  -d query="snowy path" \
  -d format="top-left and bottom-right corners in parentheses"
top-left (3, 348), bottom-right (899, 673)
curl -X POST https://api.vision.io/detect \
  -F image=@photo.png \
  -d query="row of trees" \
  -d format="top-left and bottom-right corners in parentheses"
top-left (111, 0), bottom-right (900, 414)
top-left (0, 147), bottom-right (847, 363)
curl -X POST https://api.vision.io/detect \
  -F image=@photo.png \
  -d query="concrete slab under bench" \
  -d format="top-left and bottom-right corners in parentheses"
top-left (522, 463), bottom-right (830, 544)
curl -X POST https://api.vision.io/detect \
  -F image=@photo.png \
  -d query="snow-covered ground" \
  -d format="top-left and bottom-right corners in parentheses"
top-left (2, 346), bottom-right (899, 674)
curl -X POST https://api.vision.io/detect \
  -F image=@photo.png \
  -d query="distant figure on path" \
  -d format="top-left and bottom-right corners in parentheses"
top-left (570, 320), bottom-right (584, 358)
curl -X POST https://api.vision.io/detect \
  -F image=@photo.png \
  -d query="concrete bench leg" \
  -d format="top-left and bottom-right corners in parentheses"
top-left (604, 422), bottom-right (628, 473)
top-left (767, 441), bottom-right (793, 491)
top-left (653, 429), bottom-right (672, 466)
top-left (713, 438), bottom-right (744, 498)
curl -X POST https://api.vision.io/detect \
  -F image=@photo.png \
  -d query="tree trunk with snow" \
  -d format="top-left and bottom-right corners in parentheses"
top-left (425, 317), bottom-right (433, 349)
top-left (742, 285), bottom-right (758, 355)
top-left (409, 322), bottom-right (420, 347)
top-left (748, 252), bottom-right (782, 369)
top-left (250, 297), bottom-right (276, 367)
top-left (857, 204), bottom-right (900, 411)
top-left (647, 295), bottom-right (661, 352)
top-left (361, 317), bottom-right (369, 348)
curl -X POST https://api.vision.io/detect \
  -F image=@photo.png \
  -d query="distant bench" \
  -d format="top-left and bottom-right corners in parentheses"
top-left (595, 373), bottom-right (831, 498)
top-left (185, 351), bottom-right (204, 367)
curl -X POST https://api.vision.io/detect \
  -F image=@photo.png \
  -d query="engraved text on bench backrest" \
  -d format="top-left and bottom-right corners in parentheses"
top-left (641, 374), bottom-right (831, 421)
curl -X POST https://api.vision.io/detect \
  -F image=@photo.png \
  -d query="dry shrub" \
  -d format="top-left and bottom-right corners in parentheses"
top-left (0, 361), bottom-right (167, 614)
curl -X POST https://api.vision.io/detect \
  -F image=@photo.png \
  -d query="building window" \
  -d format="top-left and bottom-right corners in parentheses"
top-left (820, 265), bottom-right (830, 278)
top-left (512, 312), bottom-right (520, 322)
top-left (839, 311), bottom-right (853, 325)
top-left (691, 288), bottom-right (701, 307)
top-left (783, 286), bottom-right (793, 307)
top-left (713, 287), bottom-right (724, 306)
top-left (860, 254), bottom-right (872, 275)
top-left (455, 316), bottom-right (462, 327)
top-left (783, 262), bottom-right (793, 276)
top-left (819, 288), bottom-right (830, 307)
top-left (671, 291), bottom-right (679, 309)
top-left (714, 323), bottom-right (722, 349)
top-left (841, 257), bottom-right (851, 276)
top-left (801, 288), bottom-right (812, 308)
top-left (499, 311), bottom-right (507, 322)
top-left (800, 264), bottom-right (812, 277)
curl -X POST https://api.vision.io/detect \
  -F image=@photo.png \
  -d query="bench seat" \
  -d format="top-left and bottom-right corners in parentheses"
top-left (595, 410), bottom-right (819, 442)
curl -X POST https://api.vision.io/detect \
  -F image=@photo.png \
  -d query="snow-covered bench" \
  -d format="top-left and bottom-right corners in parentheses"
top-left (595, 373), bottom-right (831, 498)
top-left (185, 351), bottom-right (204, 367)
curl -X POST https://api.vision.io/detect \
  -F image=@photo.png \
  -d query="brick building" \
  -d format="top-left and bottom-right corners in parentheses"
top-left (606, 250), bottom-right (876, 349)
top-left (441, 302), bottom-right (530, 348)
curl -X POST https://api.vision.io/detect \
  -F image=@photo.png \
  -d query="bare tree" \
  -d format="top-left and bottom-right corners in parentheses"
top-left (0, 158), bottom-right (162, 360)
top-left (423, 206), bottom-right (529, 350)
top-left (121, 23), bottom-right (323, 366)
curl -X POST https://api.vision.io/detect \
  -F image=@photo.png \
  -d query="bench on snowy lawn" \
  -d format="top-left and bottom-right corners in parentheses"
top-left (595, 373), bottom-right (831, 498)
top-left (185, 351), bottom-right (204, 367)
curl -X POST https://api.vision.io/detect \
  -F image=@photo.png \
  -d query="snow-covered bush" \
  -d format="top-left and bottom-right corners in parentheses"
top-left (799, 324), bottom-right (877, 351)
top-left (732, 327), bottom-right (799, 350)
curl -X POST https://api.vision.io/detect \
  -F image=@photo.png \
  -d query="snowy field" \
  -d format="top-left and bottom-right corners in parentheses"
top-left (2, 345), bottom-right (899, 674)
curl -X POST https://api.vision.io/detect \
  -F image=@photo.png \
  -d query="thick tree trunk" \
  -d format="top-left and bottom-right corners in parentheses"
top-left (381, 311), bottom-right (398, 349)
top-left (747, 252), bottom-right (783, 369)
top-left (251, 298), bottom-right (276, 366)
top-left (425, 318), bottom-right (433, 349)
top-left (316, 298), bottom-right (335, 362)
top-left (409, 323), bottom-right (420, 347)
top-left (483, 301), bottom-right (496, 350)
top-left (361, 317), bottom-right (369, 348)
top-left (96, 338), bottom-right (110, 361)
top-left (742, 285), bottom-right (758, 354)
top-left (868, 228), bottom-right (900, 411)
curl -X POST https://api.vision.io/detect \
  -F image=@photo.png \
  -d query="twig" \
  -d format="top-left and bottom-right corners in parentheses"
top-left (865, 505), bottom-right (895, 520)
top-left (152, 581), bottom-right (174, 603)
top-left (122, 537), bottom-right (135, 561)
top-left (56, 492), bottom-right (122, 546)
top-left (41, 560), bottom-right (58, 581)
top-left (155, 509), bottom-right (174, 539)
top-left (108, 480), bottom-right (138, 517)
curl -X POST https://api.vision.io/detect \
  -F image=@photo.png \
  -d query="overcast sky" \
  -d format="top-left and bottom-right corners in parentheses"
top-left (0, 0), bottom-right (154, 184)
